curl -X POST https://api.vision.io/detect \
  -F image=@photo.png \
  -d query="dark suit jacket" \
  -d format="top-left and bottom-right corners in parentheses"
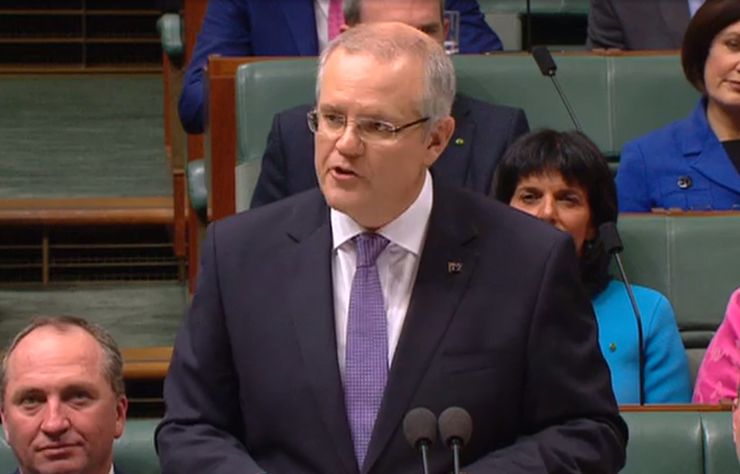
top-left (250, 96), bottom-right (529, 208)
top-left (156, 182), bottom-right (627, 473)
top-left (616, 98), bottom-right (740, 212)
top-left (587, 0), bottom-right (690, 50)
top-left (179, 0), bottom-right (503, 133)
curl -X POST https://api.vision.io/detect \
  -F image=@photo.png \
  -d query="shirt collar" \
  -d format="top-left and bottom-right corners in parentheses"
top-left (331, 170), bottom-right (433, 256)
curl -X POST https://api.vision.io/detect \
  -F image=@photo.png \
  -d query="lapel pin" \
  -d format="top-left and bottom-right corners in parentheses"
top-left (447, 261), bottom-right (463, 273)
top-left (454, 137), bottom-right (464, 146)
top-left (677, 176), bottom-right (692, 189)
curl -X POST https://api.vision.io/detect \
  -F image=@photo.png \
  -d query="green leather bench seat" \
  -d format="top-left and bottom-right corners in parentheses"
top-left (156, 13), bottom-right (183, 62)
top-left (621, 410), bottom-right (739, 474)
top-left (233, 53), bottom-right (698, 211)
top-left (617, 213), bottom-right (740, 382)
top-left (0, 418), bottom-right (160, 473)
top-left (1, 412), bottom-right (736, 473)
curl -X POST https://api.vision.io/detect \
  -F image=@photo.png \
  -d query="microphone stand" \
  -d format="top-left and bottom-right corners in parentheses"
top-left (600, 222), bottom-right (646, 405)
top-left (613, 252), bottom-right (646, 405)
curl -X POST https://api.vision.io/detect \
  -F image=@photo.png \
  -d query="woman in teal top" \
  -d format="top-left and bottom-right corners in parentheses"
top-left (494, 129), bottom-right (692, 404)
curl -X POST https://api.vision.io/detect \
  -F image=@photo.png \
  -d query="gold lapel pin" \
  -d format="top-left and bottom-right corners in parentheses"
top-left (447, 261), bottom-right (463, 273)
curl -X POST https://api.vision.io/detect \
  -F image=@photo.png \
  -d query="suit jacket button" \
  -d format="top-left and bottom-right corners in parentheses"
top-left (677, 176), bottom-right (692, 189)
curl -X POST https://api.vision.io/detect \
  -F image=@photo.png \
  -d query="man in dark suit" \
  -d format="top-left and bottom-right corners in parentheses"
top-left (180, 0), bottom-right (503, 134)
top-left (157, 21), bottom-right (626, 473)
top-left (250, 0), bottom-right (528, 208)
top-left (587, 0), bottom-right (694, 50)
top-left (0, 317), bottom-right (128, 474)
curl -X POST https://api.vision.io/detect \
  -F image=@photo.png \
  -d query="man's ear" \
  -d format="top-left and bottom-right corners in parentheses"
top-left (1, 409), bottom-right (9, 440)
top-left (424, 116), bottom-right (455, 166)
top-left (339, 23), bottom-right (350, 34)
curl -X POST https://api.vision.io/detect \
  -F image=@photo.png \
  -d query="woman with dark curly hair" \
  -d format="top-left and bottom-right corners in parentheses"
top-left (616, 0), bottom-right (740, 212)
top-left (494, 129), bottom-right (692, 404)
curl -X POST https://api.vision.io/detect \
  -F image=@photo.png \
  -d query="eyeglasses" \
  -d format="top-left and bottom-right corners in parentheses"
top-left (307, 109), bottom-right (430, 143)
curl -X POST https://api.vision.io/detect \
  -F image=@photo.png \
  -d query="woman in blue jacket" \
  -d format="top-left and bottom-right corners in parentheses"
top-left (494, 129), bottom-right (692, 404)
top-left (616, 0), bottom-right (740, 212)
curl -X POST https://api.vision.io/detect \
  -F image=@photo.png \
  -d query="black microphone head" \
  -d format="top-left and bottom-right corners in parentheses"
top-left (532, 46), bottom-right (557, 77)
top-left (438, 407), bottom-right (473, 448)
top-left (403, 407), bottom-right (438, 449)
top-left (599, 221), bottom-right (624, 255)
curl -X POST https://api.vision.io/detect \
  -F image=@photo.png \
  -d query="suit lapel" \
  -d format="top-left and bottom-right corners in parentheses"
top-left (278, 0), bottom-right (319, 55)
top-left (431, 96), bottom-right (475, 189)
top-left (362, 184), bottom-right (479, 473)
top-left (286, 192), bottom-right (357, 474)
top-left (689, 140), bottom-right (740, 194)
top-left (681, 101), bottom-right (740, 195)
top-left (658, 0), bottom-right (690, 46)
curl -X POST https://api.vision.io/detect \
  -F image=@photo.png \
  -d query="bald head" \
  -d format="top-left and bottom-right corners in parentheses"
top-left (318, 22), bottom-right (455, 122)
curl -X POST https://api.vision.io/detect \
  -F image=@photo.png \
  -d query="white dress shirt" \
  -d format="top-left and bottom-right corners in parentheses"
top-left (314, 0), bottom-right (330, 53)
top-left (331, 171), bottom-right (433, 377)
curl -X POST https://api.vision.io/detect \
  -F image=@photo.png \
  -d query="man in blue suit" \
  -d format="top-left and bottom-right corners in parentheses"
top-left (179, 0), bottom-right (503, 134)
top-left (157, 21), bottom-right (626, 474)
top-left (1, 317), bottom-right (128, 474)
top-left (251, 0), bottom-right (527, 207)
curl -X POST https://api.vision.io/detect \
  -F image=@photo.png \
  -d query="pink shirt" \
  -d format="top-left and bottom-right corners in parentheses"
top-left (693, 288), bottom-right (740, 404)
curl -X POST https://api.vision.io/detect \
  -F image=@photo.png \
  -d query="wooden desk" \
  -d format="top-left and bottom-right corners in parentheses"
top-left (123, 345), bottom-right (173, 380)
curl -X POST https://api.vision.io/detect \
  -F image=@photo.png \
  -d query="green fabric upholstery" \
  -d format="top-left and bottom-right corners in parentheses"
top-left (235, 58), bottom-right (317, 210)
top-left (616, 213), bottom-right (740, 384)
top-left (187, 159), bottom-right (208, 222)
top-left (156, 14), bottom-right (184, 61)
top-left (233, 54), bottom-right (696, 211)
top-left (620, 411), bottom-right (740, 474)
top-left (0, 418), bottom-right (160, 473)
top-left (1, 413), bottom-right (736, 473)
top-left (609, 55), bottom-right (698, 156)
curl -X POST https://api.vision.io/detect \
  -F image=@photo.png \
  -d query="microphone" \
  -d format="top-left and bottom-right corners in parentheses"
top-left (403, 407), bottom-right (437, 474)
top-left (599, 222), bottom-right (646, 405)
top-left (438, 407), bottom-right (473, 474)
top-left (531, 46), bottom-right (583, 132)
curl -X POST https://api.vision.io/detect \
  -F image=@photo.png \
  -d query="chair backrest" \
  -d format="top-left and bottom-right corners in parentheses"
top-left (0, 418), bottom-right (161, 473)
top-left (234, 53), bottom-right (698, 211)
top-left (616, 213), bottom-right (740, 383)
top-left (620, 410), bottom-right (740, 474)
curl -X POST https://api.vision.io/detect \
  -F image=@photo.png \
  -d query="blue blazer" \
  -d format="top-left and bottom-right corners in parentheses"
top-left (250, 95), bottom-right (529, 208)
top-left (616, 98), bottom-right (740, 212)
top-left (156, 183), bottom-right (626, 473)
top-left (179, 0), bottom-right (503, 133)
top-left (593, 280), bottom-right (692, 404)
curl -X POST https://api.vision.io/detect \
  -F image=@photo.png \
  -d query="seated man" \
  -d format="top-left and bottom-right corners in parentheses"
top-left (251, 0), bottom-right (529, 208)
top-left (180, 0), bottom-right (503, 134)
top-left (587, 0), bottom-right (701, 50)
top-left (0, 316), bottom-right (128, 474)
top-left (157, 21), bottom-right (626, 473)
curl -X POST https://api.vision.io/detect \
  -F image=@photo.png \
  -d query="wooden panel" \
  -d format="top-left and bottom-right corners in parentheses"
top-left (0, 197), bottom-right (173, 226)
top-left (123, 345), bottom-right (172, 379)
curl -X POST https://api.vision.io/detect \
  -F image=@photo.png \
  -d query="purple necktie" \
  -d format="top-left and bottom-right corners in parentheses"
top-left (345, 233), bottom-right (390, 467)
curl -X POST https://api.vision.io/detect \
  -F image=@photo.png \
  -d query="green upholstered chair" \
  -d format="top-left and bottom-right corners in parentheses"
top-left (0, 418), bottom-right (160, 473)
top-left (156, 14), bottom-right (183, 64)
top-left (616, 213), bottom-right (740, 383)
top-left (609, 54), bottom-right (699, 157)
top-left (234, 58), bottom-right (317, 211)
top-left (620, 410), bottom-right (740, 474)
top-left (232, 53), bottom-right (696, 210)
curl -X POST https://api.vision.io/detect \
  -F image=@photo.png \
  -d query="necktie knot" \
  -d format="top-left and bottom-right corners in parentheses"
top-left (354, 233), bottom-right (389, 268)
